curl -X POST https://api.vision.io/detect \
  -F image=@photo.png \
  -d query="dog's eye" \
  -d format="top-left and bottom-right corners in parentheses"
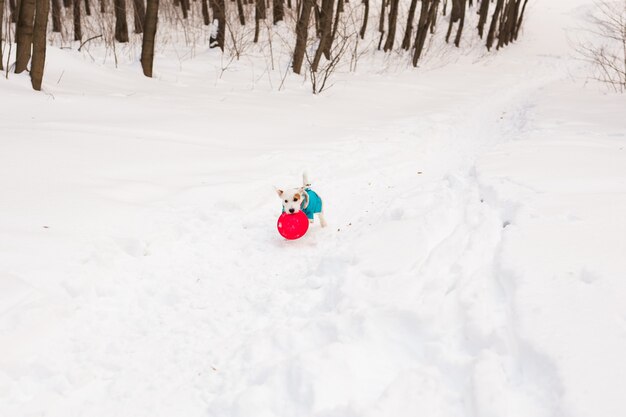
top-left (293, 198), bottom-right (298, 202)
top-left (284, 200), bottom-right (288, 203)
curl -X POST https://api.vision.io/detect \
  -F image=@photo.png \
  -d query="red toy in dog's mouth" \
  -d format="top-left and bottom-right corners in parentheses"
top-left (277, 211), bottom-right (309, 240)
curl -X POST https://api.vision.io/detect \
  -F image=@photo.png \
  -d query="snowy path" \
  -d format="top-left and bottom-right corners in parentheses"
top-left (2, 65), bottom-right (562, 417)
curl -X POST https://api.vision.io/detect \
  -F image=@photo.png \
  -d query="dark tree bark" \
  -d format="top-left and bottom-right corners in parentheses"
top-left (413, 0), bottom-right (438, 66)
top-left (377, 0), bottom-right (386, 50)
top-left (383, 0), bottom-right (399, 51)
top-left (272, 0), bottom-right (283, 23)
top-left (477, 0), bottom-right (489, 38)
top-left (486, 0), bottom-right (504, 50)
top-left (0, 0), bottom-right (4, 71)
top-left (401, 0), bottom-right (418, 50)
top-left (210, 0), bottom-right (225, 50)
top-left (84, 0), bottom-right (91, 15)
top-left (201, 0), bottom-right (210, 24)
top-left (311, 0), bottom-right (333, 71)
top-left (453, 0), bottom-right (466, 47)
top-left (63, 0), bottom-right (70, 7)
top-left (253, 0), bottom-right (265, 42)
top-left (100, 0), bottom-right (105, 12)
top-left (15, 0), bottom-right (35, 73)
top-left (328, 0), bottom-right (342, 55)
top-left (359, 0), bottom-right (368, 39)
top-left (133, 0), bottom-right (146, 32)
top-left (114, 0), bottom-right (129, 42)
top-left (9, 0), bottom-right (17, 23)
top-left (445, 0), bottom-right (461, 43)
top-left (292, 0), bottom-right (313, 74)
top-left (52, 0), bottom-right (62, 31)
top-left (31, 0), bottom-right (49, 90)
top-left (180, 0), bottom-right (189, 18)
top-left (514, 0), bottom-right (528, 40)
top-left (140, 0), bottom-right (158, 76)
top-left (236, 0), bottom-right (244, 24)
top-left (73, 0), bottom-right (82, 41)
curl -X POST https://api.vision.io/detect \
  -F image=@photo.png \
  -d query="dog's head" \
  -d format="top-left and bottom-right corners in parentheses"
top-left (276, 187), bottom-right (305, 214)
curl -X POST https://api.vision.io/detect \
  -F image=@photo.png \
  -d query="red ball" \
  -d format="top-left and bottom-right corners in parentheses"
top-left (277, 211), bottom-right (309, 240)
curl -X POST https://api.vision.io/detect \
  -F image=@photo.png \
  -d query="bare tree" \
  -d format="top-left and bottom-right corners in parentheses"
top-left (0, 0), bottom-right (4, 71)
top-left (383, 0), bottom-right (399, 51)
top-left (272, 0), bottom-right (283, 23)
top-left (31, 0), bottom-right (49, 90)
top-left (292, 0), bottom-right (313, 74)
top-left (210, 0), bottom-right (225, 50)
top-left (15, 0), bottom-right (35, 73)
top-left (74, 0), bottom-right (82, 41)
top-left (201, 0), bottom-right (210, 25)
top-left (141, 0), bottom-right (158, 76)
top-left (312, 0), bottom-right (334, 71)
top-left (401, 0), bottom-right (418, 50)
top-left (477, 0), bottom-right (490, 38)
top-left (577, 0), bottom-right (626, 92)
top-left (133, 0), bottom-right (146, 33)
top-left (359, 0), bottom-right (368, 39)
top-left (52, 0), bottom-right (62, 32)
top-left (114, 0), bottom-right (130, 42)
top-left (253, 0), bottom-right (266, 42)
top-left (236, 0), bottom-right (245, 25)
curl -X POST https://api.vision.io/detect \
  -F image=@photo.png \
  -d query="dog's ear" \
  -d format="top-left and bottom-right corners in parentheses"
top-left (275, 188), bottom-right (284, 197)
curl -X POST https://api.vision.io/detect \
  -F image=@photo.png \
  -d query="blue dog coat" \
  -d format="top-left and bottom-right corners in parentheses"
top-left (302, 188), bottom-right (323, 220)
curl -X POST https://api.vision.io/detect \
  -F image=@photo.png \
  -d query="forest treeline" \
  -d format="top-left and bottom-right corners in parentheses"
top-left (0, 0), bottom-right (528, 91)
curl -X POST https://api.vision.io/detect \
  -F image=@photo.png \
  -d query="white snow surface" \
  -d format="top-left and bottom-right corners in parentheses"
top-left (2, 0), bottom-right (626, 416)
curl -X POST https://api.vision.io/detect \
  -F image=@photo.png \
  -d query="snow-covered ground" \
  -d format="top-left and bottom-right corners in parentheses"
top-left (2, 0), bottom-right (626, 416)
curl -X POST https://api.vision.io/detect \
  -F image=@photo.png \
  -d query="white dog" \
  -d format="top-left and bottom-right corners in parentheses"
top-left (276, 173), bottom-right (327, 227)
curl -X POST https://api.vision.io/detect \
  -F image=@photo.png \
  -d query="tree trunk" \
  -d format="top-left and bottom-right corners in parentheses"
top-left (210, 0), bottom-right (225, 50)
top-left (453, 0), bottom-right (466, 47)
top-left (63, 0), bottom-right (70, 7)
top-left (31, 0), bottom-right (49, 90)
top-left (180, 0), bottom-right (188, 18)
top-left (52, 0), bottom-right (62, 31)
top-left (359, 0), bottom-right (368, 39)
top-left (15, 0), bottom-right (35, 73)
top-left (514, 0), bottom-right (528, 40)
top-left (140, 0), bottom-right (158, 76)
top-left (73, 0), bottom-right (81, 41)
top-left (486, 0), bottom-right (504, 50)
top-left (377, 0), bottom-right (385, 50)
top-left (272, 0), bottom-right (283, 23)
top-left (383, 0), bottom-right (398, 52)
top-left (201, 0), bottom-right (210, 24)
top-left (114, 0), bottom-right (129, 42)
top-left (311, 0), bottom-right (333, 71)
top-left (292, 0), bottom-right (313, 74)
top-left (328, 0), bottom-right (341, 56)
top-left (445, 0), bottom-right (460, 43)
top-left (9, 0), bottom-right (17, 22)
top-left (413, 0), bottom-right (438, 66)
top-left (100, 0), bottom-right (105, 12)
top-left (477, 0), bottom-right (489, 38)
top-left (84, 0), bottom-right (91, 15)
top-left (236, 0), bottom-right (244, 24)
top-left (0, 0), bottom-right (4, 71)
top-left (253, 0), bottom-right (266, 42)
top-left (401, 0), bottom-right (417, 50)
top-left (133, 0), bottom-right (145, 32)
